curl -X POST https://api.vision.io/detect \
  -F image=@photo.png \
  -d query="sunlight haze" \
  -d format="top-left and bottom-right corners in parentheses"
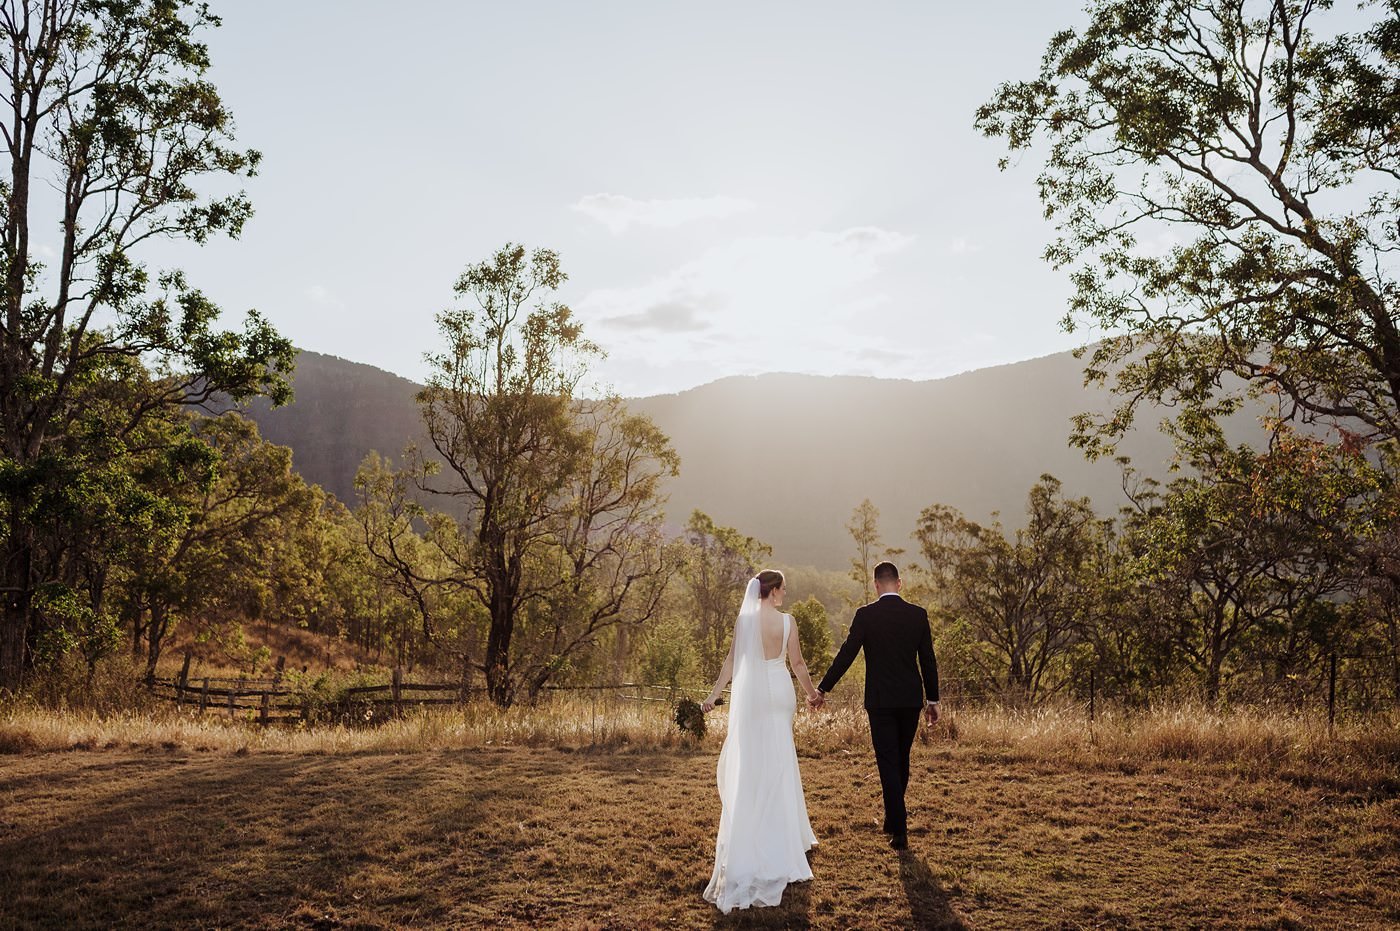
top-left (145, 1), bottom-right (1096, 396)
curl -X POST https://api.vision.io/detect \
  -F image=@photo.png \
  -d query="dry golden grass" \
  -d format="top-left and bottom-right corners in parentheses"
top-left (3, 697), bottom-right (1397, 788)
top-left (1, 700), bottom-right (1398, 929)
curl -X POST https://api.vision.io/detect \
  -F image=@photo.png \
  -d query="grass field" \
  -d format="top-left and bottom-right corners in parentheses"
top-left (2, 704), bottom-right (1398, 929)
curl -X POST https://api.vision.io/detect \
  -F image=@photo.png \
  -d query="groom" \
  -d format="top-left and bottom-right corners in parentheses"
top-left (812, 561), bottom-right (939, 850)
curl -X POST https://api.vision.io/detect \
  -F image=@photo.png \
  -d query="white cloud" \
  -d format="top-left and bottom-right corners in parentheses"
top-left (947, 237), bottom-right (981, 256)
top-left (572, 193), bottom-right (755, 234)
top-left (579, 226), bottom-right (917, 392)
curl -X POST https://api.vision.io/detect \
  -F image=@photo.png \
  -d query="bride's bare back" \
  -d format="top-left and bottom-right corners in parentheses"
top-left (759, 607), bottom-right (788, 661)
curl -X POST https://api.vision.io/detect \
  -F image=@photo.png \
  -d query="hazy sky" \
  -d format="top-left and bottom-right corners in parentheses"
top-left (149, 1), bottom-right (1099, 397)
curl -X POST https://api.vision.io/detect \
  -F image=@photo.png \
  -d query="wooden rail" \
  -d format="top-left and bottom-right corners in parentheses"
top-left (149, 653), bottom-right (703, 725)
top-left (152, 649), bottom-right (1398, 729)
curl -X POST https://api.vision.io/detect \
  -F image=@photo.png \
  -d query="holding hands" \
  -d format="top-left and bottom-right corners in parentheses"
top-left (806, 689), bottom-right (825, 711)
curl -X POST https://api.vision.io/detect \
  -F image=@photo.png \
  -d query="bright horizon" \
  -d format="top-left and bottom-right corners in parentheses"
top-left (133, 1), bottom-right (1100, 397)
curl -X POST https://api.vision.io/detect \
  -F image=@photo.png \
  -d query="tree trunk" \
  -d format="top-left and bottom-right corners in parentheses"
top-left (1204, 648), bottom-right (1223, 703)
top-left (0, 601), bottom-right (28, 693)
top-left (0, 535), bottom-right (34, 693)
top-left (144, 603), bottom-right (168, 685)
top-left (483, 592), bottom-right (515, 708)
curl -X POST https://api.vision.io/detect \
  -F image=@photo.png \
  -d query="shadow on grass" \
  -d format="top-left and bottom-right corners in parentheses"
top-left (0, 749), bottom-right (720, 930)
top-left (0, 750), bottom-right (547, 929)
top-left (898, 851), bottom-right (967, 931)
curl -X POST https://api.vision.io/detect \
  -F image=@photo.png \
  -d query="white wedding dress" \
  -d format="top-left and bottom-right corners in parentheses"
top-left (703, 579), bottom-right (817, 913)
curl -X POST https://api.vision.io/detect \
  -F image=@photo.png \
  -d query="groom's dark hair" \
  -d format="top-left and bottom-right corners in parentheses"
top-left (873, 561), bottom-right (899, 583)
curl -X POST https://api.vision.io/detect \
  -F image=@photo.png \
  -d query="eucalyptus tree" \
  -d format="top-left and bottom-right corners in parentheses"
top-left (977, 0), bottom-right (1400, 456)
top-left (789, 595), bottom-right (833, 674)
top-left (914, 476), bottom-right (1103, 699)
top-left (846, 498), bottom-right (902, 606)
top-left (0, 1), bottom-right (292, 690)
top-left (515, 396), bottom-right (680, 702)
top-left (682, 509), bottom-right (772, 675)
top-left (358, 245), bottom-right (679, 707)
top-left (123, 413), bottom-right (317, 682)
top-left (1132, 428), bottom-right (1380, 699)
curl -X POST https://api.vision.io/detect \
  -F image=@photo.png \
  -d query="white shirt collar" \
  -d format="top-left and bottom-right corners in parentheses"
top-left (878, 591), bottom-right (900, 598)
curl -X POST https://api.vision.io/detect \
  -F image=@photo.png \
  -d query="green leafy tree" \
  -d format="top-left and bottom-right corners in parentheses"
top-left (18, 356), bottom-right (185, 677)
top-left (1073, 505), bottom-right (1185, 702)
top-left (914, 476), bottom-right (1103, 700)
top-left (0, 1), bottom-right (293, 690)
top-left (682, 510), bottom-right (771, 675)
top-left (976, 0), bottom-right (1400, 457)
top-left (636, 611), bottom-right (700, 695)
top-left (123, 413), bottom-right (318, 682)
top-left (1130, 429), bottom-right (1380, 699)
top-left (358, 245), bottom-right (678, 707)
top-left (305, 498), bottom-right (425, 667)
top-left (845, 498), bottom-right (903, 605)
top-left (514, 396), bottom-right (681, 701)
top-left (789, 595), bottom-right (832, 674)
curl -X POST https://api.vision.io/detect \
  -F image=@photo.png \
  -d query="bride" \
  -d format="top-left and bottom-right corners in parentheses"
top-left (700, 569), bottom-right (821, 913)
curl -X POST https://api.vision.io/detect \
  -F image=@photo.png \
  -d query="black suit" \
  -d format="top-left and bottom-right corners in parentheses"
top-left (817, 593), bottom-right (939, 837)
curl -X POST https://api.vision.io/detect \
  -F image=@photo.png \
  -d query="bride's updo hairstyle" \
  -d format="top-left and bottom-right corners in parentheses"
top-left (757, 569), bottom-right (785, 600)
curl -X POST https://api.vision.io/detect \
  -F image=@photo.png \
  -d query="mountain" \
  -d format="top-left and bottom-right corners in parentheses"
top-left (241, 349), bottom-right (1268, 570)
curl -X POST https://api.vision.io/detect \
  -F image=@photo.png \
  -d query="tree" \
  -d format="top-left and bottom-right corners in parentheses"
top-left (789, 595), bottom-right (832, 674)
top-left (976, 0), bottom-right (1400, 457)
top-left (306, 499), bottom-right (424, 667)
top-left (359, 244), bottom-right (679, 707)
top-left (514, 396), bottom-right (680, 701)
top-left (1130, 429), bottom-right (1380, 699)
top-left (122, 413), bottom-right (318, 682)
top-left (418, 244), bottom-right (591, 707)
top-left (1074, 497), bottom-right (1186, 702)
top-left (355, 456), bottom-right (488, 678)
top-left (846, 498), bottom-right (903, 605)
top-left (0, 1), bottom-right (293, 690)
top-left (914, 476), bottom-right (1102, 700)
top-left (1354, 480), bottom-right (1400, 702)
top-left (682, 510), bottom-right (771, 675)
top-left (636, 610), bottom-right (699, 695)
top-left (17, 353), bottom-right (196, 679)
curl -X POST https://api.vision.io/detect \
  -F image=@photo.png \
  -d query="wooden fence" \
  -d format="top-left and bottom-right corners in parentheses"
top-left (150, 652), bottom-right (707, 726)
top-left (152, 649), bottom-right (1398, 729)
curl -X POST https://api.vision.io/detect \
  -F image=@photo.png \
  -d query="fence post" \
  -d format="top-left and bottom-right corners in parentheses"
top-left (1328, 651), bottom-right (1338, 735)
top-left (230, 677), bottom-right (243, 719)
top-left (199, 677), bottom-right (209, 712)
top-left (1089, 668), bottom-right (1096, 725)
top-left (259, 690), bottom-right (270, 726)
top-left (392, 665), bottom-right (403, 715)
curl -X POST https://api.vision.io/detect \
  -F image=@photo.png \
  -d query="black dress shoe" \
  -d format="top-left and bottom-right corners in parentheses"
top-left (890, 833), bottom-right (908, 850)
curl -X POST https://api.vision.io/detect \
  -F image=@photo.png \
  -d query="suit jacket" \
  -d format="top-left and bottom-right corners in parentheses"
top-left (818, 594), bottom-right (939, 709)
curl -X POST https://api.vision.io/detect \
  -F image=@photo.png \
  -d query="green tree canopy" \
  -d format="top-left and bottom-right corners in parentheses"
top-left (359, 244), bottom-right (678, 707)
top-left (976, 0), bottom-right (1400, 456)
top-left (0, 0), bottom-right (293, 690)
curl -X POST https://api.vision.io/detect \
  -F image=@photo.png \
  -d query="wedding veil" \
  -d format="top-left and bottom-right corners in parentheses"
top-left (719, 577), bottom-right (768, 789)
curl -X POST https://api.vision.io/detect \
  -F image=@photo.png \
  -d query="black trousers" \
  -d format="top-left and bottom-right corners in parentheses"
top-left (867, 707), bottom-right (922, 835)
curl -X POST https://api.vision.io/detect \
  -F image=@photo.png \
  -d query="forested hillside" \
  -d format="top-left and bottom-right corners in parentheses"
top-left (242, 348), bottom-right (1270, 568)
